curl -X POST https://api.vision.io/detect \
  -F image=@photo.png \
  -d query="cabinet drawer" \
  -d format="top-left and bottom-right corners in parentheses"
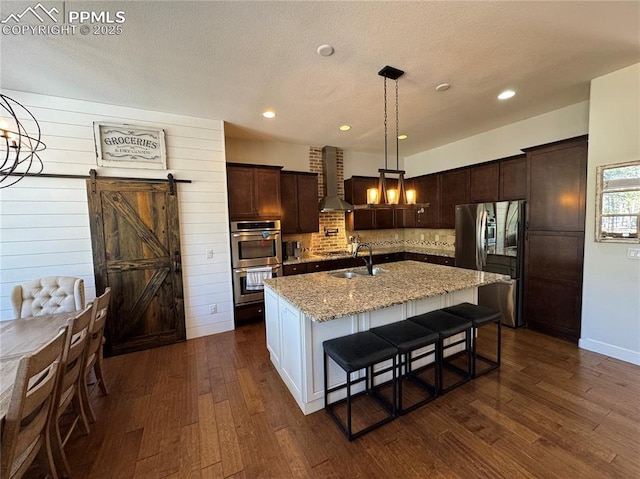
top-left (234, 302), bottom-right (264, 325)
top-left (283, 264), bottom-right (306, 276)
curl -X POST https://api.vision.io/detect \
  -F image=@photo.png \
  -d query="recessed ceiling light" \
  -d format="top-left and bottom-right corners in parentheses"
top-left (397, 134), bottom-right (408, 140)
top-left (339, 125), bottom-right (351, 131)
top-left (262, 110), bottom-right (276, 119)
top-left (498, 90), bottom-right (516, 100)
top-left (435, 83), bottom-right (450, 92)
top-left (317, 44), bottom-right (334, 57)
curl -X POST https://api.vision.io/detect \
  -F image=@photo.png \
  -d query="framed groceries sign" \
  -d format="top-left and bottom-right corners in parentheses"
top-left (93, 122), bottom-right (167, 170)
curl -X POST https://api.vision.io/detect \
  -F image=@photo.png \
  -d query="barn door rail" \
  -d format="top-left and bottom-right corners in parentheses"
top-left (2, 169), bottom-right (191, 195)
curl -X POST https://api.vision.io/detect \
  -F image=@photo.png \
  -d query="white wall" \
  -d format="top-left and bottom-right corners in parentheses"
top-left (405, 102), bottom-right (589, 176)
top-left (580, 63), bottom-right (640, 365)
top-left (225, 137), bottom-right (310, 171)
top-left (226, 137), bottom-right (391, 181)
top-left (0, 90), bottom-right (234, 339)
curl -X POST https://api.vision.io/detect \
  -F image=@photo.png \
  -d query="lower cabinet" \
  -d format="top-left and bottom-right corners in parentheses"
top-left (372, 252), bottom-right (404, 264)
top-left (283, 258), bottom-right (362, 276)
top-left (524, 231), bottom-right (584, 342)
top-left (234, 302), bottom-right (265, 325)
top-left (405, 252), bottom-right (454, 266)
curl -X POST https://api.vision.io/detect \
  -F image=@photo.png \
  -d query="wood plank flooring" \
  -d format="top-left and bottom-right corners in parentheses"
top-left (28, 321), bottom-right (640, 478)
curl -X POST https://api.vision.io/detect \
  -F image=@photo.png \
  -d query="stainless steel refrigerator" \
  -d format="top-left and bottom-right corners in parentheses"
top-left (454, 201), bottom-right (525, 327)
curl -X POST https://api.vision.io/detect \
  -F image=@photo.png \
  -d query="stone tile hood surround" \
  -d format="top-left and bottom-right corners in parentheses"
top-left (318, 146), bottom-right (353, 212)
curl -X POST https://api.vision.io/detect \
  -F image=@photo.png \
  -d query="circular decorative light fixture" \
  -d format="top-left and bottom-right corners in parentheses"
top-left (397, 134), bottom-right (408, 140)
top-left (316, 44), bottom-right (334, 57)
top-left (435, 83), bottom-right (451, 92)
top-left (262, 110), bottom-right (276, 119)
top-left (498, 90), bottom-right (516, 100)
top-left (339, 125), bottom-right (351, 131)
top-left (1, 94), bottom-right (46, 189)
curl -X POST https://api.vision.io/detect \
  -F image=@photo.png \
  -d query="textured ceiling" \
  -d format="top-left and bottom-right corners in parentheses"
top-left (1, 1), bottom-right (639, 156)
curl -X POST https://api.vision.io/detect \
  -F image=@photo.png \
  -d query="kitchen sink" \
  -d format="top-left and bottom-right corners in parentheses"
top-left (329, 267), bottom-right (387, 279)
top-left (329, 271), bottom-right (363, 279)
top-left (351, 266), bottom-right (386, 276)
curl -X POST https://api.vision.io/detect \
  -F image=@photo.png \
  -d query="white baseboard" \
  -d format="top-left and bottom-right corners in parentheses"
top-left (187, 320), bottom-right (235, 339)
top-left (579, 338), bottom-right (640, 366)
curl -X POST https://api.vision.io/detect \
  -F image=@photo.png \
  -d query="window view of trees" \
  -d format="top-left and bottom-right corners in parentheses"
top-left (599, 163), bottom-right (640, 241)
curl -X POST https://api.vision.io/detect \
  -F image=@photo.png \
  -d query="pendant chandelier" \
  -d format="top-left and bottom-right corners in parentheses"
top-left (0, 94), bottom-right (46, 189)
top-left (365, 65), bottom-right (417, 209)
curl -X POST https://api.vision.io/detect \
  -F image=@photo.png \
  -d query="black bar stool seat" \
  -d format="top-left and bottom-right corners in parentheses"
top-left (409, 310), bottom-right (473, 394)
top-left (323, 331), bottom-right (397, 441)
top-left (442, 302), bottom-right (501, 378)
top-left (371, 320), bottom-right (439, 414)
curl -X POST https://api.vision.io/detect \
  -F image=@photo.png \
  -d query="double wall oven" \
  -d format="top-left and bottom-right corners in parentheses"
top-left (230, 220), bottom-right (282, 305)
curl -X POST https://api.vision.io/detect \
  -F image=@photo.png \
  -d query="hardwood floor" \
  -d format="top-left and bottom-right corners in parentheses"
top-left (32, 321), bottom-right (640, 478)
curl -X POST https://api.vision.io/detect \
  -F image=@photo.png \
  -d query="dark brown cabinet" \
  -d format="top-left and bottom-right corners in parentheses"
top-left (395, 208), bottom-right (416, 228)
top-left (345, 176), bottom-right (377, 230)
top-left (499, 155), bottom-right (527, 200)
top-left (226, 163), bottom-right (282, 220)
top-left (523, 136), bottom-right (588, 343)
top-left (440, 169), bottom-right (470, 229)
top-left (470, 162), bottom-right (499, 203)
top-left (280, 171), bottom-right (319, 234)
top-left (283, 257), bottom-right (362, 276)
top-left (405, 252), bottom-right (454, 266)
top-left (414, 174), bottom-right (440, 228)
top-left (524, 231), bottom-right (585, 341)
top-left (372, 252), bottom-right (404, 264)
top-left (344, 176), bottom-right (402, 230)
top-left (526, 138), bottom-right (588, 232)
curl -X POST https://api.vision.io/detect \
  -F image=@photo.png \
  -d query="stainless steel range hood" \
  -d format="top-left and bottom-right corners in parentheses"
top-left (319, 146), bottom-right (353, 212)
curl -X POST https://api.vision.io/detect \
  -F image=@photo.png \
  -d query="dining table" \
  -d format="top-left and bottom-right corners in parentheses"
top-left (0, 311), bottom-right (77, 421)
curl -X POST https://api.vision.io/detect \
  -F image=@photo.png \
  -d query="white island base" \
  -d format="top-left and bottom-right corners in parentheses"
top-left (264, 285), bottom-right (477, 415)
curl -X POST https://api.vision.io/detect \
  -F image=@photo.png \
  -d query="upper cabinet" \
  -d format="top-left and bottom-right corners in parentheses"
top-left (280, 171), bottom-right (319, 234)
top-left (470, 162), bottom-right (499, 203)
top-left (499, 155), bottom-right (527, 201)
top-left (227, 163), bottom-right (282, 220)
top-left (345, 176), bottom-right (377, 230)
top-left (440, 168), bottom-right (470, 229)
top-left (414, 174), bottom-right (440, 228)
top-left (525, 137), bottom-right (588, 232)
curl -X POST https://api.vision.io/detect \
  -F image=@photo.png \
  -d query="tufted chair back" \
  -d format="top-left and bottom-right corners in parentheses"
top-left (10, 276), bottom-right (85, 319)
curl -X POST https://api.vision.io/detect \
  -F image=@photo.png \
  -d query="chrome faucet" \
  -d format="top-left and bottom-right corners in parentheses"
top-left (353, 242), bottom-right (373, 275)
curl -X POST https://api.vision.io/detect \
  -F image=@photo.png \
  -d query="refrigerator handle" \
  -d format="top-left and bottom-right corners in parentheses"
top-left (479, 209), bottom-right (488, 268)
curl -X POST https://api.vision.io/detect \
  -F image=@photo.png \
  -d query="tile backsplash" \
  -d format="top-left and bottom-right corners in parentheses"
top-left (351, 228), bottom-right (455, 250)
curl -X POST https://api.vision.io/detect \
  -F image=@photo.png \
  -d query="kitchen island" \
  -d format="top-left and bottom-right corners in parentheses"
top-left (263, 260), bottom-right (508, 414)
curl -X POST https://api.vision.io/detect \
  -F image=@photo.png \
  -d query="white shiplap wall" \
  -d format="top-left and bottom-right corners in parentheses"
top-left (0, 90), bottom-right (234, 338)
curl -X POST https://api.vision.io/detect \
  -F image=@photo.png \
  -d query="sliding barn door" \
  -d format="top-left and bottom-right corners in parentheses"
top-left (87, 179), bottom-right (186, 355)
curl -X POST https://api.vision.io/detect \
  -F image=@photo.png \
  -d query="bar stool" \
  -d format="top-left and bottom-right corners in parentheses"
top-left (370, 320), bottom-right (439, 414)
top-left (323, 331), bottom-right (397, 440)
top-left (442, 302), bottom-right (501, 378)
top-left (409, 310), bottom-right (473, 394)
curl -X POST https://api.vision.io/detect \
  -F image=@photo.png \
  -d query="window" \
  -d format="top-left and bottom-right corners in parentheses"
top-left (596, 160), bottom-right (640, 242)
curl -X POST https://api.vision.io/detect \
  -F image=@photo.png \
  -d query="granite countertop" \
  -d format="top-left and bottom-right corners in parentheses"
top-left (283, 245), bottom-right (454, 266)
top-left (264, 260), bottom-right (509, 322)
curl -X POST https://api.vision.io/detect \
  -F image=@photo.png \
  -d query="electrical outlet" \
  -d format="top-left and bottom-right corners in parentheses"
top-left (628, 248), bottom-right (640, 260)
top-left (394, 233), bottom-right (399, 240)
top-left (435, 234), bottom-right (439, 241)
top-left (206, 249), bottom-right (214, 259)
top-left (209, 304), bottom-right (217, 314)
top-left (420, 234), bottom-right (425, 241)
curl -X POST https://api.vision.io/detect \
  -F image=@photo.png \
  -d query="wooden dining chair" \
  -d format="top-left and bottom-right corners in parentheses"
top-left (48, 305), bottom-right (92, 478)
top-left (0, 328), bottom-right (67, 479)
top-left (79, 287), bottom-right (111, 423)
